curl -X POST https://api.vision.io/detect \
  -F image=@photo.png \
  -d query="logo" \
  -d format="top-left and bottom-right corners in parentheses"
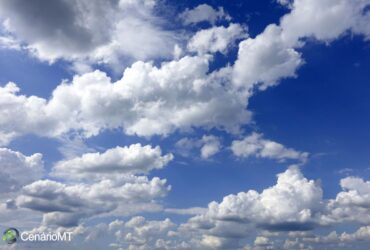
top-left (2, 228), bottom-right (19, 244)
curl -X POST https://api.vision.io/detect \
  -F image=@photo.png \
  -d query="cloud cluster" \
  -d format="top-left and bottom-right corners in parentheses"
top-left (1, 0), bottom-right (370, 249)
top-left (11, 143), bottom-right (173, 227)
top-left (5, 166), bottom-right (370, 250)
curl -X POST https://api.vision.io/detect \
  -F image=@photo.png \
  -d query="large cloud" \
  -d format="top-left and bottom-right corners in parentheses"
top-left (52, 144), bottom-right (173, 180)
top-left (0, 55), bottom-right (251, 144)
top-left (190, 166), bottom-right (323, 229)
top-left (232, 24), bottom-right (303, 90)
top-left (16, 175), bottom-right (169, 227)
top-left (0, 0), bottom-right (177, 66)
top-left (279, 0), bottom-right (370, 43)
top-left (233, 0), bottom-right (370, 90)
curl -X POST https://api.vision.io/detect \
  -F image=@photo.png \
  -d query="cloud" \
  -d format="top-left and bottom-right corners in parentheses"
top-left (52, 144), bottom-right (173, 180)
top-left (192, 166), bottom-right (322, 229)
top-left (0, 0), bottom-right (177, 66)
top-left (17, 175), bottom-right (170, 227)
top-left (231, 133), bottom-right (308, 163)
top-left (179, 4), bottom-right (231, 26)
top-left (232, 24), bottom-right (303, 90)
top-left (279, 0), bottom-right (370, 43)
top-left (233, 0), bottom-right (370, 90)
top-left (200, 136), bottom-right (222, 159)
top-left (0, 148), bottom-right (43, 193)
top-left (0, 56), bottom-right (251, 144)
top-left (165, 207), bottom-right (208, 216)
top-left (175, 135), bottom-right (221, 159)
top-left (10, 168), bottom-right (370, 250)
top-left (187, 24), bottom-right (248, 54)
top-left (323, 176), bottom-right (370, 225)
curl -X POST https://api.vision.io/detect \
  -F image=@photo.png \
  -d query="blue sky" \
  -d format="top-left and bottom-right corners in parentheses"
top-left (1, 0), bottom-right (370, 249)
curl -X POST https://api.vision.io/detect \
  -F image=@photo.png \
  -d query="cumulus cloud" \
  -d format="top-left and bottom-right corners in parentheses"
top-left (192, 166), bottom-right (323, 229)
top-left (52, 144), bottom-right (173, 180)
top-left (10, 168), bottom-right (370, 250)
top-left (187, 24), bottom-right (248, 54)
top-left (232, 24), bottom-right (303, 90)
top-left (233, 0), bottom-right (370, 90)
top-left (179, 4), bottom-right (231, 25)
top-left (0, 0), bottom-right (177, 66)
top-left (231, 133), bottom-right (308, 163)
top-left (323, 176), bottom-right (370, 225)
top-left (0, 56), bottom-right (251, 144)
top-left (17, 176), bottom-right (170, 227)
top-left (279, 0), bottom-right (370, 43)
top-left (0, 148), bottom-right (43, 193)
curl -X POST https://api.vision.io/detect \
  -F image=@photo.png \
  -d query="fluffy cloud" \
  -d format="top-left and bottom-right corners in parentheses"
top-left (52, 144), bottom-right (173, 180)
top-left (0, 148), bottom-right (43, 193)
top-left (195, 166), bottom-right (322, 229)
top-left (324, 177), bottom-right (370, 224)
top-left (179, 166), bottom-right (323, 249)
top-left (233, 0), bottom-right (370, 90)
top-left (0, 0), bottom-right (177, 66)
top-left (187, 24), bottom-right (248, 54)
top-left (231, 133), bottom-right (308, 163)
top-left (9, 168), bottom-right (370, 250)
top-left (16, 175), bottom-right (169, 227)
top-left (0, 56), bottom-right (251, 144)
top-left (200, 135), bottom-right (221, 159)
top-left (179, 4), bottom-right (231, 25)
top-left (233, 24), bottom-right (303, 90)
top-left (279, 0), bottom-right (370, 43)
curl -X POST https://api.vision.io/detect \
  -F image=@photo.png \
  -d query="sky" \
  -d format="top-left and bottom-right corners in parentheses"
top-left (1, 0), bottom-right (370, 249)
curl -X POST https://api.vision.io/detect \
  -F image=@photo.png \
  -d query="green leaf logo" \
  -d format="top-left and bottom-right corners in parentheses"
top-left (2, 228), bottom-right (19, 244)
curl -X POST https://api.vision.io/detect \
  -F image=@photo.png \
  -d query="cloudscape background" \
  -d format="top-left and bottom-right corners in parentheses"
top-left (1, 0), bottom-right (370, 249)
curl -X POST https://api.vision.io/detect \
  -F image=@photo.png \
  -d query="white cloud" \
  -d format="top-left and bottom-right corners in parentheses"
top-left (233, 0), bottom-right (370, 90)
top-left (199, 166), bottom-right (322, 229)
top-left (9, 169), bottom-right (370, 250)
top-left (178, 166), bottom-right (323, 249)
top-left (233, 24), bottom-right (303, 90)
top-left (0, 148), bottom-right (43, 193)
top-left (324, 176), bottom-right (370, 225)
top-left (0, 0), bottom-right (177, 67)
top-left (165, 207), bottom-right (207, 215)
top-left (231, 133), bottom-right (308, 163)
top-left (0, 56), bottom-right (251, 144)
top-left (0, 34), bottom-right (21, 50)
top-left (175, 135), bottom-right (221, 159)
top-left (188, 24), bottom-right (248, 54)
top-left (200, 135), bottom-right (221, 159)
top-left (16, 175), bottom-right (170, 227)
top-left (52, 144), bottom-right (173, 180)
top-left (180, 4), bottom-right (231, 26)
top-left (280, 0), bottom-right (370, 44)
